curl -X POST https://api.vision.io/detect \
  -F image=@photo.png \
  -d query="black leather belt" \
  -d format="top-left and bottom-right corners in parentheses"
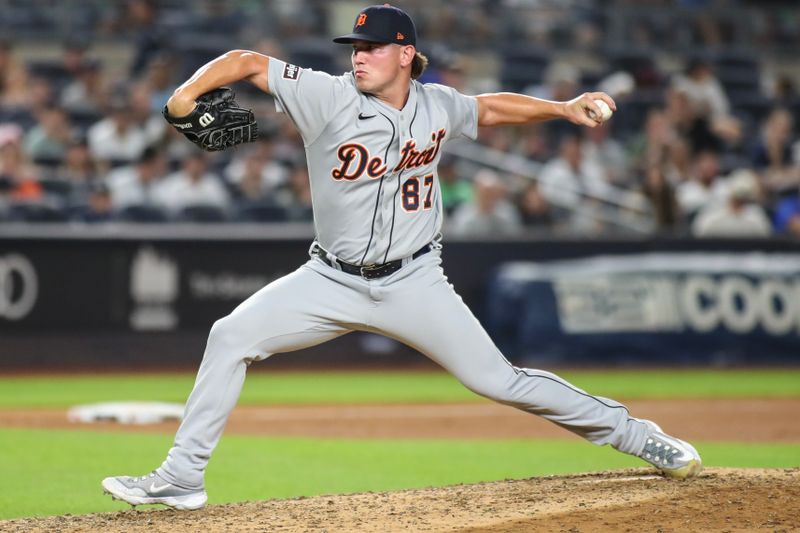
top-left (315, 243), bottom-right (432, 280)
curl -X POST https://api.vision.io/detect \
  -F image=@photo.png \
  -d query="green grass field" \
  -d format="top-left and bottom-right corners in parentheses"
top-left (2, 369), bottom-right (798, 408)
top-left (0, 369), bottom-right (798, 520)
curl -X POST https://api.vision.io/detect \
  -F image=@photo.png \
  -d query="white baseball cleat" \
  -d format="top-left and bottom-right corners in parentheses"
top-left (637, 420), bottom-right (703, 480)
top-left (102, 471), bottom-right (207, 510)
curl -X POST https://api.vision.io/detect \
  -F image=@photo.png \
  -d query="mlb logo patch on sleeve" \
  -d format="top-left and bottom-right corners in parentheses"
top-left (283, 64), bottom-right (300, 80)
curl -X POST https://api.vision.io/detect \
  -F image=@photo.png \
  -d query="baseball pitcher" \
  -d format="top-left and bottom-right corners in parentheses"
top-left (103, 4), bottom-right (701, 510)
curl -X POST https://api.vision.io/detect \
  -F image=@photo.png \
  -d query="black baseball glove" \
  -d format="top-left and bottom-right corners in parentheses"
top-left (162, 87), bottom-right (258, 152)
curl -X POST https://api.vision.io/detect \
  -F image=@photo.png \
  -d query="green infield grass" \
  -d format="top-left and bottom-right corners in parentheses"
top-left (0, 427), bottom-right (798, 520)
top-left (0, 369), bottom-right (798, 408)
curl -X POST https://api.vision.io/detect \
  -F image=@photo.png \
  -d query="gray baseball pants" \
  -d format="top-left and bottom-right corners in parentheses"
top-left (158, 251), bottom-right (649, 489)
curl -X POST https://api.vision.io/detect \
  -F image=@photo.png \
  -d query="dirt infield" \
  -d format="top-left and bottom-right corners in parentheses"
top-left (1, 398), bottom-right (798, 441)
top-left (2, 468), bottom-right (798, 532)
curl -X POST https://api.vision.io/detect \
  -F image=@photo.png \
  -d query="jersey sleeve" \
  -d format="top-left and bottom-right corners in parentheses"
top-left (267, 57), bottom-right (349, 146)
top-left (425, 83), bottom-right (478, 141)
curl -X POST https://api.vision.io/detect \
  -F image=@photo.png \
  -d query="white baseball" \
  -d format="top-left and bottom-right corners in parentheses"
top-left (590, 99), bottom-right (613, 122)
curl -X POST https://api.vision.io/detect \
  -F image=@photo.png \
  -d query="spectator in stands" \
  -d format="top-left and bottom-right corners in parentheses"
top-left (515, 124), bottom-right (552, 164)
top-left (0, 39), bottom-right (13, 86)
top-left (515, 180), bottom-right (553, 229)
top-left (672, 57), bottom-right (729, 126)
top-left (670, 58), bottom-right (742, 148)
top-left (105, 146), bottom-right (166, 210)
top-left (71, 181), bottom-right (113, 223)
top-left (0, 40), bottom-right (31, 108)
top-left (232, 164), bottom-right (270, 205)
top-left (751, 107), bottom-right (799, 196)
top-left (60, 59), bottom-right (106, 116)
top-left (529, 62), bottom-right (583, 140)
top-left (692, 169), bottom-right (771, 237)
top-left (272, 116), bottom-right (305, 163)
top-left (146, 54), bottom-right (177, 111)
top-left (665, 87), bottom-right (720, 154)
top-left (272, 162), bottom-right (313, 221)
top-left (627, 109), bottom-right (675, 179)
top-left (153, 152), bottom-right (230, 216)
top-left (688, 12), bottom-right (721, 46)
top-left (58, 138), bottom-right (99, 200)
top-left (528, 61), bottom-right (579, 102)
top-left (676, 149), bottom-right (728, 222)
top-left (87, 96), bottom-right (148, 168)
top-left (449, 169), bottom-right (522, 237)
top-left (123, 0), bottom-right (167, 78)
top-left (58, 138), bottom-right (97, 182)
top-left (773, 193), bottom-right (800, 238)
top-left (0, 2), bottom-right (797, 235)
top-left (476, 126), bottom-right (515, 153)
top-left (161, 119), bottom-right (200, 162)
top-left (61, 37), bottom-right (92, 80)
top-left (30, 77), bottom-right (57, 114)
top-left (437, 52), bottom-right (467, 92)
top-left (768, 73), bottom-right (797, 107)
top-left (130, 81), bottom-right (167, 147)
top-left (197, 0), bottom-right (248, 36)
top-left (23, 104), bottom-right (73, 163)
top-left (664, 137), bottom-right (693, 186)
top-left (225, 137), bottom-right (288, 196)
top-left (581, 122), bottom-right (628, 188)
top-left (0, 125), bottom-right (42, 201)
top-left (418, 45), bottom-right (467, 91)
top-left (538, 134), bottom-right (609, 218)
top-left (641, 163), bottom-right (682, 233)
top-left (2, 75), bottom-right (57, 134)
top-left (438, 153), bottom-right (473, 216)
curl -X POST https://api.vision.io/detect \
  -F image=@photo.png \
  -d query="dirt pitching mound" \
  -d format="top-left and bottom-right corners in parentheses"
top-left (3, 468), bottom-right (798, 532)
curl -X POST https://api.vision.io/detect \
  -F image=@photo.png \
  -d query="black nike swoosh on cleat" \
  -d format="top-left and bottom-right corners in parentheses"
top-left (358, 113), bottom-right (376, 120)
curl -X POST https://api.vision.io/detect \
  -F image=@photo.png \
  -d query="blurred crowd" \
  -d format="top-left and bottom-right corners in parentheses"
top-left (0, 0), bottom-right (799, 238)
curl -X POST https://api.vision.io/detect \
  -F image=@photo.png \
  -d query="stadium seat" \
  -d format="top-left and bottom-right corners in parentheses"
top-left (234, 202), bottom-right (289, 222)
top-left (499, 46), bottom-right (550, 93)
top-left (614, 89), bottom-right (664, 139)
top-left (788, 99), bottom-right (800, 127)
top-left (0, 106), bottom-right (36, 131)
top-left (25, 60), bottom-right (72, 92)
top-left (708, 49), bottom-right (761, 99)
top-left (730, 93), bottom-right (772, 132)
top-left (286, 38), bottom-right (340, 75)
top-left (709, 49), bottom-right (759, 73)
top-left (177, 204), bottom-right (228, 223)
top-left (605, 48), bottom-right (662, 88)
top-left (67, 109), bottom-right (103, 134)
top-left (173, 34), bottom-right (230, 81)
top-left (7, 201), bottom-right (69, 222)
top-left (286, 205), bottom-right (313, 222)
top-left (0, 5), bottom-right (54, 36)
top-left (67, 203), bottom-right (112, 223)
top-left (38, 178), bottom-right (73, 198)
top-left (115, 204), bottom-right (169, 223)
top-left (31, 156), bottom-right (64, 170)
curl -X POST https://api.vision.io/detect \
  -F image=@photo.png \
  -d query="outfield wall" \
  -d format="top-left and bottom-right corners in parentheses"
top-left (1, 225), bottom-right (799, 368)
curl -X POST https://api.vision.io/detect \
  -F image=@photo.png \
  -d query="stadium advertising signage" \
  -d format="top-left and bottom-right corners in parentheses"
top-left (0, 241), bottom-right (304, 332)
top-left (2, 239), bottom-right (799, 364)
top-left (487, 253), bottom-right (800, 364)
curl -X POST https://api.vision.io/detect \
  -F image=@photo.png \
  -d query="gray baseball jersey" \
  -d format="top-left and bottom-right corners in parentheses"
top-left (267, 57), bottom-right (475, 265)
top-left (155, 60), bottom-right (653, 490)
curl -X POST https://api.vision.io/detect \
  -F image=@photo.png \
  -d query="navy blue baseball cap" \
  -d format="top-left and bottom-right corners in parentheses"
top-left (333, 4), bottom-right (417, 47)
